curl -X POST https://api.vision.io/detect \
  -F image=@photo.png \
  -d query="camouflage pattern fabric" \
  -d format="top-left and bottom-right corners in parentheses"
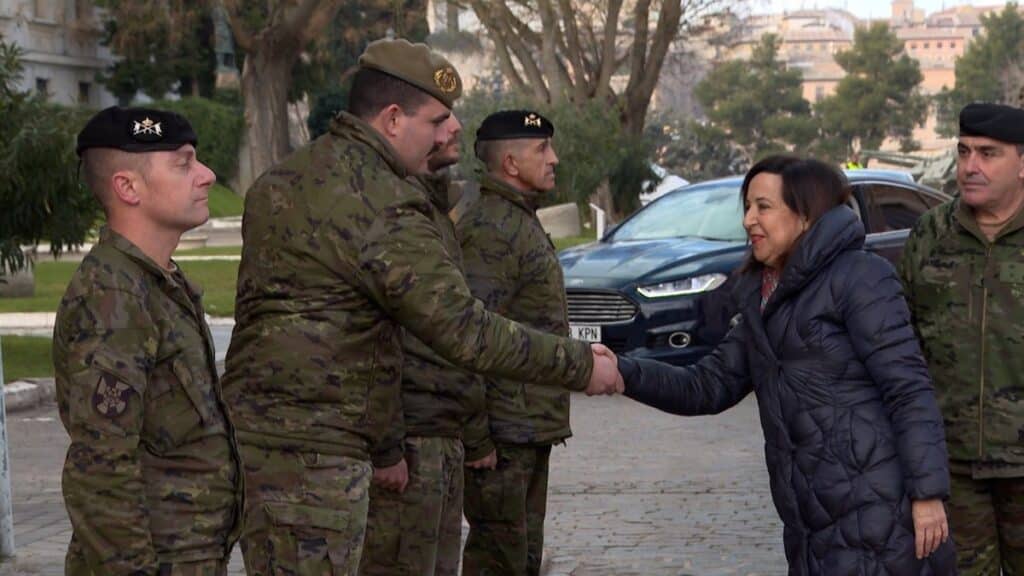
top-left (947, 472), bottom-right (1024, 575)
top-left (222, 112), bottom-right (592, 468)
top-left (53, 227), bottom-right (241, 574)
top-left (901, 197), bottom-right (1024, 469)
top-left (373, 171), bottom-right (488, 466)
top-left (359, 437), bottom-right (465, 576)
top-left (462, 445), bottom-right (551, 576)
top-left (238, 445), bottom-right (372, 576)
top-left (457, 172), bottom-right (573, 457)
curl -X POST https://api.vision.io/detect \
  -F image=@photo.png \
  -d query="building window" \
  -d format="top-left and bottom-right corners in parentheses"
top-left (78, 82), bottom-right (90, 104)
top-left (923, 42), bottom-right (930, 49)
top-left (950, 42), bottom-right (956, 49)
top-left (910, 43), bottom-right (917, 49)
top-left (937, 42), bottom-right (943, 48)
top-left (815, 86), bottom-right (825, 102)
top-left (35, 77), bottom-right (49, 98)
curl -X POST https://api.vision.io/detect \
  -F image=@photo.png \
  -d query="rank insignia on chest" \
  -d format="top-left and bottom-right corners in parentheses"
top-left (93, 373), bottom-right (132, 417)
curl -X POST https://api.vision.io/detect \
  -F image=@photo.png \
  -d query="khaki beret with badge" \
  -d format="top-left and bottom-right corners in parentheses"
top-left (476, 109), bottom-right (555, 143)
top-left (959, 102), bottom-right (1024, 144)
top-left (358, 38), bottom-right (463, 109)
top-left (76, 106), bottom-right (198, 157)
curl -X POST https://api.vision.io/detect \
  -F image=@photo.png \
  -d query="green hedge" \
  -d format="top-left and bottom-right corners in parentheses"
top-left (151, 97), bottom-right (242, 183)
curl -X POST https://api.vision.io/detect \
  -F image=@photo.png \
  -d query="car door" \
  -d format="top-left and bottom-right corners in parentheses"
top-left (856, 182), bottom-right (948, 264)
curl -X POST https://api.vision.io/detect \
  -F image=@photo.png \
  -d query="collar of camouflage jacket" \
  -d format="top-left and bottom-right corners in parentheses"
top-left (954, 195), bottom-right (1024, 244)
top-left (98, 226), bottom-right (204, 303)
top-left (329, 111), bottom-right (409, 180)
top-left (479, 172), bottom-right (541, 213)
top-left (417, 170), bottom-right (452, 212)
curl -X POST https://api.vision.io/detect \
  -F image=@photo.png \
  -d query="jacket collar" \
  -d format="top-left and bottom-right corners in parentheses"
top-left (479, 172), bottom-right (541, 213)
top-left (329, 112), bottom-right (409, 180)
top-left (744, 206), bottom-right (864, 319)
top-left (953, 195), bottom-right (1024, 243)
top-left (98, 227), bottom-right (203, 308)
top-left (417, 170), bottom-right (452, 212)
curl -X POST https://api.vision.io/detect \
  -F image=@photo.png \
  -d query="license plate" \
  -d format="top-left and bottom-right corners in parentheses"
top-left (570, 324), bottom-right (602, 342)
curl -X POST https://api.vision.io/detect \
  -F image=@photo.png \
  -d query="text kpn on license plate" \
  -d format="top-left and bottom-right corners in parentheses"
top-left (570, 324), bottom-right (601, 342)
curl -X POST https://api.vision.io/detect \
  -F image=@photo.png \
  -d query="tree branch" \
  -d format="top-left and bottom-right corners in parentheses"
top-left (557, 0), bottom-right (591, 99)
top-left (538, 0), bottom-right (568, 102)
top-left (221, 0), bottom-right (255, 52)
top-left (491, 2), bottom-right (550, 101)
top-left (594, 0), bottom-right (624, 99)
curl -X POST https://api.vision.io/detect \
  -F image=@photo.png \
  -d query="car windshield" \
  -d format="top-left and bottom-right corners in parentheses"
top-left (611, 183), bottom-right (747, 242)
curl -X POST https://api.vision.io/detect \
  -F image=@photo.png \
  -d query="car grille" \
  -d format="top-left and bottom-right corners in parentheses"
top-left (566, 290), bottom-right (638, 324)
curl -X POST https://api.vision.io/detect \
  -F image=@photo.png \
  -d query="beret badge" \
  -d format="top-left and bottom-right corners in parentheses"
top-left (434, 67), bottom-right (459, 94)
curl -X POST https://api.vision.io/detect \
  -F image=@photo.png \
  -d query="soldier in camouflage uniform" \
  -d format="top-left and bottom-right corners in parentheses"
top-left (358, 107), bottom-right (490, 576)
top-left (222, 40), bottom-right (622, 576)
top-left (902, 102), bottom-right (1024, 575)
top-left (458, 110), bottom-right (572, 576)
top-left (54, 107), bottom-right (242, 575)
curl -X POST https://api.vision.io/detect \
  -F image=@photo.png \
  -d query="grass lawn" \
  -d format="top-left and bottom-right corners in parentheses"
top-left (554, 235), bottom-right (597, 252)
top-left (208, 183), bottom-right (244, 218)
top-left (0, 260), bottom-right (239, 317)
top-left (174, 245), bottom-right (242, 257)
top-left (1, 336), bottom-right (53, 383)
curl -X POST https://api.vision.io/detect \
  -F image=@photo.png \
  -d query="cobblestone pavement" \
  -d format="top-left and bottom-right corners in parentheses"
top-left (0, 393), bottom-right (786, 575)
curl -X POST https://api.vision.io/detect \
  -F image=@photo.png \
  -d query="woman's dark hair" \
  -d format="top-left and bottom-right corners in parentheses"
top-left (739, 155), bottom-right (851, 271)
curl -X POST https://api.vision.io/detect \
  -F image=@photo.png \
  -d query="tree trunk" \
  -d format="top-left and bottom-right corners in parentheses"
top-left (237, 50), bottom-right (295, 194)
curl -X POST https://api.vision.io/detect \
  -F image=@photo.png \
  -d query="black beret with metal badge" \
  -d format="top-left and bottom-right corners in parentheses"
top-left (76, 106), bottom-right (198, 156)
top-left (475, 110), bottom-right (555, 143)
top-left (959, 102), bottom-right (1024, 144)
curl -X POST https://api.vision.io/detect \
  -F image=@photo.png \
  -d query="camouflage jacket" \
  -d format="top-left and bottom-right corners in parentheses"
top-left (901, 197), bottom-right (1024, 470)
top-left (222, 113), bottom-right (592, 469)
top-left (378, 171), bottom-right (491, 463)
top-left (53, 228), bottom-right (241, 573)
top-left (458, 173), bottom-right (573, 450)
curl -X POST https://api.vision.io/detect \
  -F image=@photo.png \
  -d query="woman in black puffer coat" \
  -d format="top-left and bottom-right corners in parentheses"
top-left (617, 156), bottom-right (957, 575)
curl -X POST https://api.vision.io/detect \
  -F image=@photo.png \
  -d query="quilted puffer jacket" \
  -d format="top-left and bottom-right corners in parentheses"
top-left (620, 206), bottom-right (957, 575)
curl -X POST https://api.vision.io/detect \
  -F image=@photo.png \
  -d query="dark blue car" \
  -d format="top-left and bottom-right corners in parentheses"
top-left (558, 170), bottom-right (951, 365)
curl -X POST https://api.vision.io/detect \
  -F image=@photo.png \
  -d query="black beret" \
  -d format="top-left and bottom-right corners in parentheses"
top-left (959, 102), bottom-right (1024, 144)
top-left (475, 110), bottom-right (554, 143)
top-left (76, 106), bottom-right (198, 156)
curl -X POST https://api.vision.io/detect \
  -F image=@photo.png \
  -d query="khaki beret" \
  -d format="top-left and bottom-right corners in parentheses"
top-left (358, 38), bottom-right (463, 109)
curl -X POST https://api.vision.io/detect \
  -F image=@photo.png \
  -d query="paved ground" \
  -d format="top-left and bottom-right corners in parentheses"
top-left (0, 393), bottom-right (785, 575)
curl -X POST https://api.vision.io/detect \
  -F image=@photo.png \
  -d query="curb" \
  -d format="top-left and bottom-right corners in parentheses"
top-left (3, 378), bottom-right (56, 413)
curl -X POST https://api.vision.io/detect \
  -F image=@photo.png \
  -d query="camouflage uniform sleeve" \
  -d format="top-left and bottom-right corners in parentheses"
top-left (370, 354), bottom-right (405, 468)
top-left (358, 193), bottom-right (593, 390)
top-left (55, 291), bottom-right (159, 574)
top-left (461, 388), bottom-right (494, 462)
top-left (899, 211), bottom-right (933, 338)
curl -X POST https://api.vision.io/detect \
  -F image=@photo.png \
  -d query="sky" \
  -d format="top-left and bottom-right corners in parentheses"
top-left (766, 0), bottom-right (1000, 19)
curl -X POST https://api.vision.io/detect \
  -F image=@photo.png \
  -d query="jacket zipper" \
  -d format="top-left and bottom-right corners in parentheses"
top-left (978, 244), bottom-right (992, 457)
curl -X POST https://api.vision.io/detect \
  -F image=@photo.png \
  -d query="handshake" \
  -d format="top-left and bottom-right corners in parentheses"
top-left (584, 343), bottom-right (624, 396)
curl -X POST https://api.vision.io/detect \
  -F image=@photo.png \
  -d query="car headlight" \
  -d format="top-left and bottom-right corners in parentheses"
top-left (637, 273), bottom-right (728, 298)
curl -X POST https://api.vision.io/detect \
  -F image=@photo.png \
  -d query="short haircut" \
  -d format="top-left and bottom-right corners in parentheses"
top-left (739, 155), bottom-right (851, 270)
top-left (347, 68), bottom-right (432, 120)
top-left (475, 139), bottom-right (529, 173)
top-left (80, 148), bottom-right (150, 208)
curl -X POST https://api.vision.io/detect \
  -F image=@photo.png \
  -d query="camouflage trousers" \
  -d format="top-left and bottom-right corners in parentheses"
top-left (65, 533), bottom-right (230, 575)
top-left (359, 436), bottom-right (465, 576)
top-left (462, 444), bottom-right (552, 576)
top-left (238, 445), bottom-right (373, 576)
top-left (948, 472), bottom-right (1024, 575)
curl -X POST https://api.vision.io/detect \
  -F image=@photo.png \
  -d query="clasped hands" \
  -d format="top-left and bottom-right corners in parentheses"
top-left (585, 343), bottom-right (624, 396)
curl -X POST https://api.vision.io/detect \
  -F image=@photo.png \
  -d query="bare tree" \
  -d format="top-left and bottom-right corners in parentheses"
top-left (222, 0), bottom-right (345, 193)
top-left (464, 0), bottom-right (734, 134)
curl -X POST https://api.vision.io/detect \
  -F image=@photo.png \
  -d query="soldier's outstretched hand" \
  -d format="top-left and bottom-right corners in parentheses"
top-left (585, 344), bottom-right (624, 396)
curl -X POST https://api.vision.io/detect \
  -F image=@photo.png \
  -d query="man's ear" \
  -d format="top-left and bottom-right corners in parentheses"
top-left (110, 170), bottom-right (142, 206)
top-left (376, 104), bottom-right (403, 138)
